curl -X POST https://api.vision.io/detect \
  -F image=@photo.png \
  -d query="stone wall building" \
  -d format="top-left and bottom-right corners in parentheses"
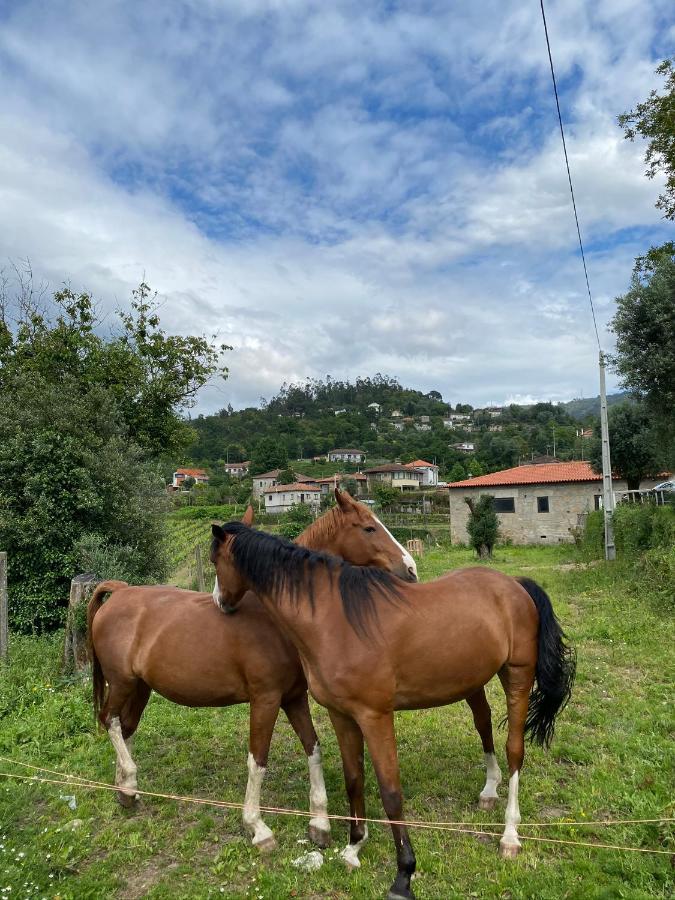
top-left (263, 483), bottom-right (321, 514)
top-left (448, 461), bottom-right (664, 545)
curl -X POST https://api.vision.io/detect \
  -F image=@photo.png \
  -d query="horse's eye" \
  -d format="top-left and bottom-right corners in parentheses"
top-left (363, 526), bottom-right (376, 533)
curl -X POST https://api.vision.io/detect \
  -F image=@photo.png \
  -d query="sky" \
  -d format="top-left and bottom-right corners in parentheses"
top-left (0, 0), bottom-right (672, 413)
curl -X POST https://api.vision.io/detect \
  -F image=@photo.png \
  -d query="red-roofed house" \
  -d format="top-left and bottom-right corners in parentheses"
top-left (404, 459), bottom-right (439, 486)
top-left (448, 461), bottom-right (665, 545)
top-left (263, 483), bottom-right (321, 514)
top-left (172, 467), bottom-right (209, 489)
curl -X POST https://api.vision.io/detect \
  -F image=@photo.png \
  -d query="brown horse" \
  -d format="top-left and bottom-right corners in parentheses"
top-left (87, 490), bottom-right (417, 851)
top-left (210, 522), bottom-right (576, 900)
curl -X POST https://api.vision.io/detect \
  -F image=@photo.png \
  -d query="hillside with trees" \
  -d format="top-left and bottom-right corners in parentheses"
top-left (183, 375), bottom-right (599, 494)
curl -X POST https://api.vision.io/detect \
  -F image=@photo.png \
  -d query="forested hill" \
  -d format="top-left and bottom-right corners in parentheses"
top-left (185, 375), bottom-right (604, 478)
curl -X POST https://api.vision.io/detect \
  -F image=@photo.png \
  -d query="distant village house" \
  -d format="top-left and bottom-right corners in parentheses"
top-left (264, 483), bottom-right (321, 514)
top-left (328, 448), bottom-right (366, 463)
top-left (364, 463), bottom-right (424, 491)
top-left (172, 467), bottom-right (209, 489)
top-left (223, 461), bottom-right (250, 478)
top-left (448, 460), bottom-right (666, 546)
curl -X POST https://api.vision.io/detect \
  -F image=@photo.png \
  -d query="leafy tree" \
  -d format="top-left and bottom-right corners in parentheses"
top-left (277, 467), bottom-right (297, 485)
top-left (0, 375), bottom-right (168, 630)
top-left (277, 503), bottom-right (314, 540)
top-left (0, 270), bottom-right (226, 630)
top-left (466, 458), bottom-right (484, 477)
top-left (373, 483), bottom-right (400, 509)
top-left (609, 247), bottom-right (675, 424)
top-left (589, 401), bottom-right (661, 491)
top-left (465, 495), bottom-right (499, 558)
top-left (249, 437), bottom-right (288, 475)
top-left (619, 59), bottom-right (675, 219)
top-left (448, 462), bottom-right (467, 482)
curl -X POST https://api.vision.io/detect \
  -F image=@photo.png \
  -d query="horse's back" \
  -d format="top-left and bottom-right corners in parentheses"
top-left (91, 585), bottom-right (304, 706)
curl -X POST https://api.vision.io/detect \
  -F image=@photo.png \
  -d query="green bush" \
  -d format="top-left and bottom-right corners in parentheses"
top-left (277, 504), bottom-right (315, 540)
top-left (582, 503), bottom-right (674, 558)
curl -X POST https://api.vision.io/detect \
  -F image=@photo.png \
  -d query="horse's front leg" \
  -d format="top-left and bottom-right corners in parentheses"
top-left (328, 708), bottom-right (369, 869)
top-left (282, 693), bottom-right (330, 847)
top-left (358, 711), bottom-right (416, 900)
top-left (466, 688), bottom-right (502, 810)
top-left (244, 695), bottom-right (281, 852)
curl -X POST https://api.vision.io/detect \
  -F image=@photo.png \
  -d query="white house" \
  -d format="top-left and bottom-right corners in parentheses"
top-left (172, 467), bottom-right (209, 489)
top-left (452, 442), bottom-right (475, 453)
top-left (223, 460), bottom-right (250, 478)
top-left (264, 483), bottom-right (321, 514)
top-left (404, 459), bottom-right (439, 486)
top-left (328, 448), bottom-right (366, 463)
top-left (367, 402), bottom-right (381, 414)
top-left (364, 464), bottom-right (424, 491)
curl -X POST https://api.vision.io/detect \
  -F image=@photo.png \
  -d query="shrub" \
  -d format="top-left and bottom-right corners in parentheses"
top-left (277, 504), bottom-right (315, 540)
top-left (582, 503), bottom-right (674, 558)
top-left (465, 495), bottom-right (499, 558)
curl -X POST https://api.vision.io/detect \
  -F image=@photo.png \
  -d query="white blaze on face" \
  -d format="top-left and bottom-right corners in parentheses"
top-left (373, 516), bottom-right (417, 578)
top-left (212, 577), bottom-right (221, 608)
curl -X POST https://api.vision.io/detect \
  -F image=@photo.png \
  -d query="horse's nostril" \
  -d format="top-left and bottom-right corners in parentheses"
top-left (407, 566), bottom-right (418, 582)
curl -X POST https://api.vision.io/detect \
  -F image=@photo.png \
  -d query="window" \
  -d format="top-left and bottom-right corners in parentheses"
top-left (493, 497), bottom-right (515, 513)
top-left (594, 494), bottom-right (603, 510)
top-left (268, 495), bottom-right (272, 501)
top-left (537, 496), bottom-right (549, 513)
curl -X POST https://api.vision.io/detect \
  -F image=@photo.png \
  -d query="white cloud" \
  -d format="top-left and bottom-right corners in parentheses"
top-left (0, 0), bottom-right (671, 414)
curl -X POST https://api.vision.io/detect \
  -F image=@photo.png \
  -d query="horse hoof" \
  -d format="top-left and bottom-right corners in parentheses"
top-left (254, 836), bottom-right (277, 854)
top-left (478, 796), bottom-right (497, 811)
top-left (499, 841), bottom-right (521, 859)
top-left (116, 790), bottom-right (139, 808)
top-left (386, 888), bottom-right (415, 900)
top-left (308, 825), bottom-right (331, 848)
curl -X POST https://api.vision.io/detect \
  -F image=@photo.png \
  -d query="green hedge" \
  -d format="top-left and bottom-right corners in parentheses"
top-left (583, 504), bottom-right (675, 557)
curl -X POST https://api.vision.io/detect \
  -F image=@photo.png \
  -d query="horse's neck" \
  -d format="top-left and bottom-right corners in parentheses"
top-left (295, 512), bottom-right (339, 555)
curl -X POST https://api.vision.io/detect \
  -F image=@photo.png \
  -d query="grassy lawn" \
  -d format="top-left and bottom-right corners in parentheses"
top-left (1, 544), bottom-right (673, 899)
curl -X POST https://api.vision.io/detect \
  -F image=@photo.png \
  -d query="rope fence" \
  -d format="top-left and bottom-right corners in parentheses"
top-left (1, 756), bottom-right (672, 858)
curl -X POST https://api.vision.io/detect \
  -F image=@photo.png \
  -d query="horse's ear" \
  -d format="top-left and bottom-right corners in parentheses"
top-left (335, 487), bottom-right (355, 509)
top-left (241, 505), bottom-right (254, 526)
top-left (212, 523), bottom-right (226, 543)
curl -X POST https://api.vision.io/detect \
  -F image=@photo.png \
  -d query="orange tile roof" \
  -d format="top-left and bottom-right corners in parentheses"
top-left (175, 468), bottom-right (209, 478)
top-left (266, 482), bottom-right (321, 493)
top-left (405, 459), bottom-right (437, 469)
top-left (448, 461), bottom-right (602, 488)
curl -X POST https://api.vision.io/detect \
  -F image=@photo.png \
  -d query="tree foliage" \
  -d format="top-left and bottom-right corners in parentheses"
top-left (619, 59), bottom-right (675, 220)
top-left (249, 437), bottom-right (288, 475)
top-left (0, 268), bottom-right (228, 630)
top-left (277, 503), bottom-right (314, 540)
top-left (589, 401), bottom-right (661, 491)
top-left (609, 247), bottom-right (675, 426)
top-left (465, 495), bottom-right (499, 558)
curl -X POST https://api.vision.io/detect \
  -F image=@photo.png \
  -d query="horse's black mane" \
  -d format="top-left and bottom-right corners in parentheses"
top-left (215, 521), bottom-right (404, 639)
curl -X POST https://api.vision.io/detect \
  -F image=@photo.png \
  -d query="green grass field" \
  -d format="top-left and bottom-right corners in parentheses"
top-left (1, 544), bottom-right (673, 899)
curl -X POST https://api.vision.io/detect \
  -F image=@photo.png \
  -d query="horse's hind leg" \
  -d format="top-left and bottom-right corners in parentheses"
top-left (101, 679), bottom-right (145, 808)
top-left (244, 695), bottom-right (281, 852)
top-left (497, 664), bottom-right (534, 858)
top-left (115, 682), bottom-right (151, 807)
top-left (465, 688), bottom-right (502, 810)
top-left (282, 693), bottom-right (330, 847)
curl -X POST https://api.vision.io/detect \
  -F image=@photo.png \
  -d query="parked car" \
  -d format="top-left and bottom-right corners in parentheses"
top-left (652, 480), bottom-right (674, 493)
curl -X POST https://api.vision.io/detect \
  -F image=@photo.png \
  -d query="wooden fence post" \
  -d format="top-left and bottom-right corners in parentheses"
top-left (62, 573), bottom-right (98, 673)
top-left (0, 552), bottom-right (7, 661)
top-left (195, 545), bottom-right (205, 592)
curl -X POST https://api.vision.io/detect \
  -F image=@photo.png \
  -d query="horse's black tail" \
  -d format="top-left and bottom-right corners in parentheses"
top-left (517, 577), bottom-right (576, 748)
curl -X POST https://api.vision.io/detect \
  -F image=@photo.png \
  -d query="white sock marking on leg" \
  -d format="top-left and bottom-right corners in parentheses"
top-left (500, 770), bottom-right (521, 849)
top-left (308, 743), bottom-right (330, 835)
top-left (341, 824), bottom-right (369, 868)
top-left (108, 716), bottom-right (138, 796)
top-left (480, 752), bottom-right (502, 802)
top-left (243, 753), bottom-right (275, 847)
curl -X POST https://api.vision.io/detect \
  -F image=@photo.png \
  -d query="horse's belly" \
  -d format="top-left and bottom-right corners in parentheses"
top-left (392, 656), bottom-right (502, 710)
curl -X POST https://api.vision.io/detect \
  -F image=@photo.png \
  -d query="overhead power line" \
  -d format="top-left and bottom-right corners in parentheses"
top-left (539, 0), bottom-right (602, 350)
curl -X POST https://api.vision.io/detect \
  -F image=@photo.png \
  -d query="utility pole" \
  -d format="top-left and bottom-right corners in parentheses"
top-left (599, 352), bottom-right (616, 560)
top-left (552, 423), bottom-right (556, 458)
